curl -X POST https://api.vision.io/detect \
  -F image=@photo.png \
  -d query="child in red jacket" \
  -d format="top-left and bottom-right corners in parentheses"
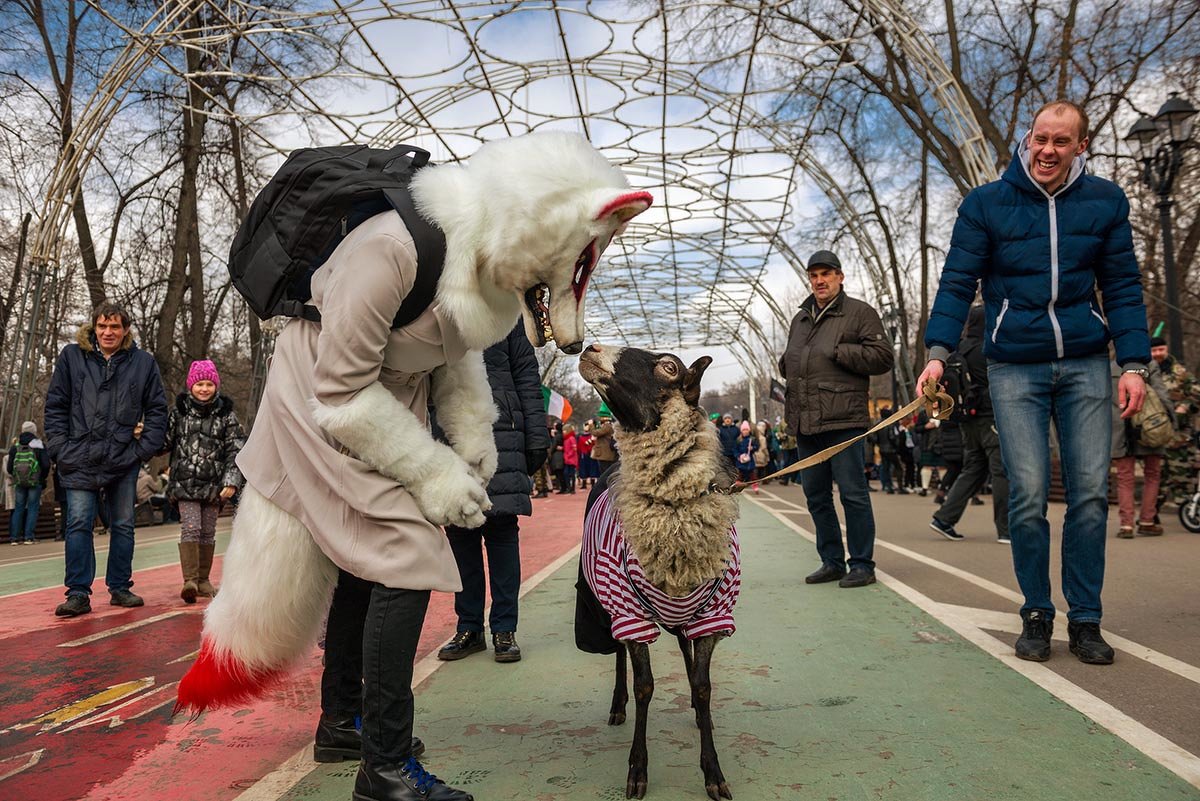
top-left (562, 424), bottom-right (579, 495)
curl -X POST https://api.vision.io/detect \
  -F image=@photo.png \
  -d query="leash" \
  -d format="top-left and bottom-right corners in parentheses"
top-left (717, 379), bottom-right (955, 495)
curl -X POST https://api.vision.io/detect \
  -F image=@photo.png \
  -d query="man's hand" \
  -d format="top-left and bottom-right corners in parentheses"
top-left (1118, 372), bottom-right (1147, 419)
top-left (917, 359), bottom-right (944, 388)
top-left (219, 486), bottom-right (236, 501)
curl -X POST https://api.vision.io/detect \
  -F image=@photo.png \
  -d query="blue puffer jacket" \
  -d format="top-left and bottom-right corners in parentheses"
top-left (44, 324), bottom-right (168, 490)
top-left (926, 140), bottom-right (1149, 367)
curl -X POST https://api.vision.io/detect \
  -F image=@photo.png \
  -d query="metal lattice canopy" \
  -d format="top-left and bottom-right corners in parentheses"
top-left (32, 0), bottom-right (995, 380)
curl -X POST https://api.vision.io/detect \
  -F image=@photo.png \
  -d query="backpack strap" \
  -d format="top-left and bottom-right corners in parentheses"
top-left (384, 187), bottom-right (446, 329)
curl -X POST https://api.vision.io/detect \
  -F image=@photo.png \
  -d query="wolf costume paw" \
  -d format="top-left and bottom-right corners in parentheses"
top-left (405, 449), bottom-right (491, 528)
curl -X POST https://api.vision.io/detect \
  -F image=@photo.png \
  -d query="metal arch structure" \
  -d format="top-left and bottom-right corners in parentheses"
top-left (9, 0), bottom-right (996, 426)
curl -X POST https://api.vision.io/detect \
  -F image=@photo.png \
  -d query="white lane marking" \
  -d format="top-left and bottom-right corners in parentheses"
top-left (232, 543), bottom-right (584, 801)
top-left (749, 491), bottom-right (1200, 790)
top-left (58, 610), bottom-right (198, 647)
top-left (942, 603), bottom-right (1200, 688)
top-left (0, 749), bottom-right (45, 782)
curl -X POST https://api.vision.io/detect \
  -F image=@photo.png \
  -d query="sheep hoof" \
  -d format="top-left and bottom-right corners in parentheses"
top-left (608, 711), bottom-right (626, 725)
top-left (706, 781), bottom-right (732, 800)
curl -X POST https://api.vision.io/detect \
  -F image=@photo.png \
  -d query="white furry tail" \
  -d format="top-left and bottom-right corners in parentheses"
top-left (176, 485), bottom-right (339, 715)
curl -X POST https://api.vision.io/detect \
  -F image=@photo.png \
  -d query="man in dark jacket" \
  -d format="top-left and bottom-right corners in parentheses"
top-left (929, 304), bottom-right (1010, 543)
top-left (45, 302), bottom-right (168, 617)
top-left (919, 101), bottom-right (1150, 665)
top-left (780, 250), bottom-right (894, 588)
top-left (7, 420), bottom-right (51, 544)
top-left (437, 324), bottom-right (551, 662)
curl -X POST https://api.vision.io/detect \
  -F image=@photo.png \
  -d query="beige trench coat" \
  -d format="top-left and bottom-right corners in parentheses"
top-left (237, 212), bottom-right (468, 591)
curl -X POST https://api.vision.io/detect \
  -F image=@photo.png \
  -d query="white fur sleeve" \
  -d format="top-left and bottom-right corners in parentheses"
top-left (431, 351), bottom-right (499, 483)
top-left (310, 383), bottom-right (490, 528)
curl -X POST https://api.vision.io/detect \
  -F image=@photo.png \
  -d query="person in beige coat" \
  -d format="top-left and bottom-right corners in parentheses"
top-left (175, 131), bottom-right (651, 801)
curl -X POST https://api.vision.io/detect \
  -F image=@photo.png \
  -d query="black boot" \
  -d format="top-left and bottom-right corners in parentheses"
top-left (804, 564), bottom-right (846, 584)
top-left (1015, 610), bottom-right (1053, 662)
top-left (1067, 622), bottom-right (1114, 665)
top-left (492, 631), bottom-right (521, 663)
top-left (436, 630), bottom-right (486, 661)
top-left (353, 758), bottom-right (473, 801)
top-left (315, 716), bottom-right (425, 763)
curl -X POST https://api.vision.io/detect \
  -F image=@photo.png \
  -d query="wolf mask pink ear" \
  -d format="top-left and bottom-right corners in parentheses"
top-left (594, 191), bottom-right (653, 234)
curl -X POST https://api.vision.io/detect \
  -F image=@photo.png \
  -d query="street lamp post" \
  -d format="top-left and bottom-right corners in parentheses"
top-left (1124, 92), bottom-right (1197, 362)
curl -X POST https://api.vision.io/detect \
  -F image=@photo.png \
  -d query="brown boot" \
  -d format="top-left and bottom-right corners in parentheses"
top-left (196, 542), bottom-right (218, 597)
top-left (178, 542), bottom-right (199, 604)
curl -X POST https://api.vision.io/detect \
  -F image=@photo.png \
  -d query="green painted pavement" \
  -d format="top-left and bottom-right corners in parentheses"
top-left (281, 501), bottom-right (1196, 801)
top-left (0, 526), bottom-right (230, 597)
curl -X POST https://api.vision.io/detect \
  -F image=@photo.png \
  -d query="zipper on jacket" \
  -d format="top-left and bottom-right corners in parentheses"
top-left (1047, 197), bottom-right (1064, 358)
top-left (1090, 306), bottom-right (1107, 327)
top-left (991, 299), bottom-right (1010, 344)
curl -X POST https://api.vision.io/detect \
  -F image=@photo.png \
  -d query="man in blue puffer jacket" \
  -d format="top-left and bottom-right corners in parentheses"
top-left (918, 100), bottom-right (1150, 666)
top-left (44, 302), bottom-right (168, 617)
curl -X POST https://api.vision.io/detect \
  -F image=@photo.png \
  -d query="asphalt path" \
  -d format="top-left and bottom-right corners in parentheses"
top-left (754, 480), bottom-right (1200, 765)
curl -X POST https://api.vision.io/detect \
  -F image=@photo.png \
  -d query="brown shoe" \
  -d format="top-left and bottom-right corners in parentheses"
top-left (1116, 526), bottom-right (1134, 539)
top-left (1136, 520), bottom-right (1163, 536)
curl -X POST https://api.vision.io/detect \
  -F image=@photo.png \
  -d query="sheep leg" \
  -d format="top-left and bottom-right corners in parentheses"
top-left (609, 642), bottom-right (629, 725)
top-left (625, 641), bottom-right (653, 799)
top-left (691, 635), bottom-right (731, 800)
top-left (675, 631), bottom-right (699, 722)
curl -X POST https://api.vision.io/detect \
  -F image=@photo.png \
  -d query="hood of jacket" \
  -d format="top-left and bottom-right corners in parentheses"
top-left (1003, 134), bottom-right (1087, 199)
top-left (76, 322), bottom-right (135, 354)
top-left (17, 431), bottom-right (44, 449)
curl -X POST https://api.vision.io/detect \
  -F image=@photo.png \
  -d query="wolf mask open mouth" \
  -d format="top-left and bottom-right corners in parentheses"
top-left (519, 190), bottom-right (652, 354)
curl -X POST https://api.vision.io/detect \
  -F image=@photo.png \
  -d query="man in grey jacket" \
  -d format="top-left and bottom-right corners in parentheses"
top-left (779, 251), bottom-right (894, 588)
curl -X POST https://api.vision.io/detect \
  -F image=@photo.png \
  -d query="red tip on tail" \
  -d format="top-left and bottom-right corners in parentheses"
top-left (174, 638), bottom-right (286, 717)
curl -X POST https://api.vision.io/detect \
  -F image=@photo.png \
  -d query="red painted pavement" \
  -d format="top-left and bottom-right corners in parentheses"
top-left (1, 491), bottom-right (586, 801)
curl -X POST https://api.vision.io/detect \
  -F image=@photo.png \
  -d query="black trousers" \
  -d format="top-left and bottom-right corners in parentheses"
top-left (321, 569), bottom-right (430, 763)
top-left (446, 514), bottom-right (521, 633)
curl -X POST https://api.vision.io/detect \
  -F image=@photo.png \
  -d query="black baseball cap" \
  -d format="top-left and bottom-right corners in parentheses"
top-left (807, 250), bottom-right (842, 272)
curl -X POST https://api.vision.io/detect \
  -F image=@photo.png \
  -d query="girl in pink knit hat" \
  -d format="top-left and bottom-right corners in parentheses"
top-left (161, 359), bottom-right (245, 603)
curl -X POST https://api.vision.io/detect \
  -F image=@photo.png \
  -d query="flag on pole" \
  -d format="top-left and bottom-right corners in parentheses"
top-left (541, 385), bottom-right (573, 422)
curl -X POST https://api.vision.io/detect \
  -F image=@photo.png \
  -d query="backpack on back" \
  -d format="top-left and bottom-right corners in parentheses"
top-left (11, 445), bottom-right (40, 488)
top-left (229, 144), bottom-right (445, 328)
top-left (1133, 387), bottom-right (1174, 449)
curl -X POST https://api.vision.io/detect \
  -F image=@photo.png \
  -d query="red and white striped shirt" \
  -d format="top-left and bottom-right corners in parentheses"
top-left (582, 488), bottom-right (740, 644)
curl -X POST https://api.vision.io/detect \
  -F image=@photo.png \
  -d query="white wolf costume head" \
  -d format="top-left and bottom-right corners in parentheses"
top-left (415, 131), bottom-right (651, 354)
top-left (175, 132), bottom-right (649, 715)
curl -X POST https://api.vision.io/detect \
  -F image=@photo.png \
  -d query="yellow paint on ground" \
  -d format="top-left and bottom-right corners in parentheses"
top-left (16, 677), bottom-right (155, 732)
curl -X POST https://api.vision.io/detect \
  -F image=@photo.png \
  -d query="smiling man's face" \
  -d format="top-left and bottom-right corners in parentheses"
top-left (1028, 106), bottom-right (1088, 194)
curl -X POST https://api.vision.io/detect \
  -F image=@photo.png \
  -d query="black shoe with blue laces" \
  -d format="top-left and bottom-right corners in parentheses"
top-left (353, 757), bottom-right (473, 801)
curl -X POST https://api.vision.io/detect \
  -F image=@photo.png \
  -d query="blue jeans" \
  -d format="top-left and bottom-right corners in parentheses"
top-left (988, 354), bottom-right (1111, 623)
top-left (10, 486), bottom-right (42, 543)
top-left (63, 465), bottom-right (139, 597)
top-left (797, 428), bottom-right (875, 572)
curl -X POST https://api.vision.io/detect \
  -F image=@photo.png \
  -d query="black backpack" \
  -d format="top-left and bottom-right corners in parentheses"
top-left (229, 144), bottom-right (445, 327)
top-left (941, 353), bottom-right (972, 422)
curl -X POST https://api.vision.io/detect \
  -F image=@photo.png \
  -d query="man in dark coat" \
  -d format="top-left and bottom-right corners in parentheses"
top-left (919, 101), bottom-right (1150, 665)
top-left (44, 302), bottom-right (167, 617)
top-left (779, 250), bottom-right (894, 588)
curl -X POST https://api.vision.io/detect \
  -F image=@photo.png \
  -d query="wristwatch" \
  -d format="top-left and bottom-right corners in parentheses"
top-left (1123, 366), bottom-right (1149, 380)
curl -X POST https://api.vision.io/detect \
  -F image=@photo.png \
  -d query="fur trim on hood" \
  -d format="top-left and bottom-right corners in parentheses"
top-left (76, 322), bottom-right (134, 353)
top-left (609, 395), bottom-right (738, 596)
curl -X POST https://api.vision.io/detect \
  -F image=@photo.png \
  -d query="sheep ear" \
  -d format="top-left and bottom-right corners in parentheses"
top-left (682, 356), bottom-right (712, 406)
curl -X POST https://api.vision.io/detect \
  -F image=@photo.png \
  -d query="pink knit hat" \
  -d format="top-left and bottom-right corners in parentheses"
top-left (739, 421), bottom-right (751, 435)
top-left (186, 359), bottom-right (220, 390)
